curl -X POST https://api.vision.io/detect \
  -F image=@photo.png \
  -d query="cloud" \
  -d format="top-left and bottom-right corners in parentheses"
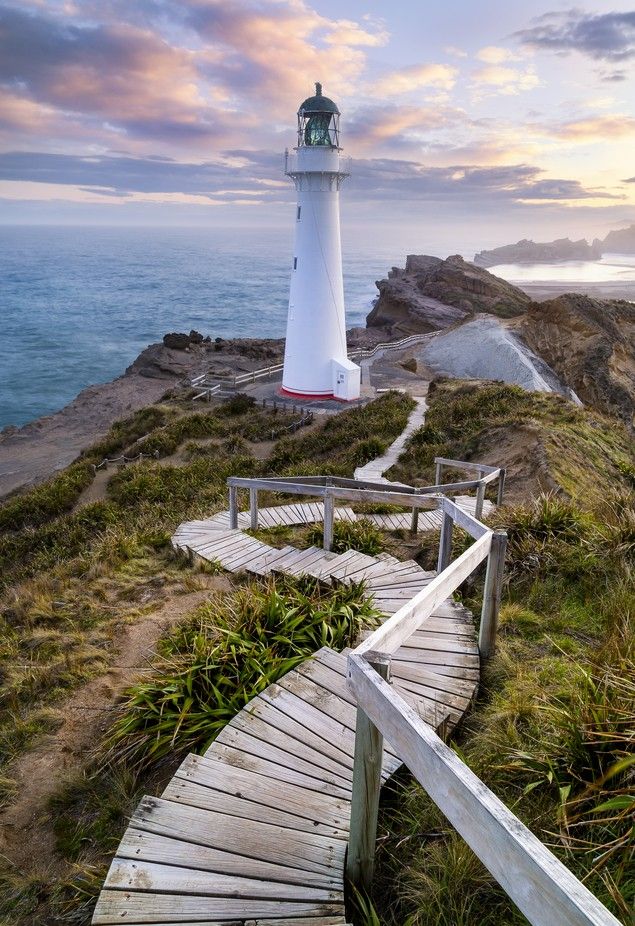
top-left (471, 64), bottom-right (540, 95)
top-left (533, 115), bottom-right (635, 142)
top-left (345, 103), bottom-right (467, 152)
top-left (476, 46), bottom-right (517, 64)
top-left (0, 150), bottom-right (614, 209)
top-left (0, 0), bottom-right (387, 152)
top-left (515, 10), bottom-right (635, 63)
top-left (373, 63), bottom-right (458, 97)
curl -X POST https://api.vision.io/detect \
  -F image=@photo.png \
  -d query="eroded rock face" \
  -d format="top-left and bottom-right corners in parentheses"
top-left (602, 223), bottom-right (635, 253)
top-left (474, 237), bottom-right (602, 268)
top-left (517, 294), bottom-right (635, 428)
top-left (367, 254), bottom-right (530, 335)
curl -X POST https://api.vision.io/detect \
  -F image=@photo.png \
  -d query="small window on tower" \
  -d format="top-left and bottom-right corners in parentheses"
top-left (293, 257), bottom-right (298, 270)
top-left (297, 206), bottom-right (301, 221)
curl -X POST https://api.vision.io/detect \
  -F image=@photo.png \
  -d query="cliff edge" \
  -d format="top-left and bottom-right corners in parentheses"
top-left (367, 254), bottom-right (530, 335)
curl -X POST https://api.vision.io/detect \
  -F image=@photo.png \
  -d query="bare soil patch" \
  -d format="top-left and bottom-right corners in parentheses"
top-left (0, 577), bottom-right (230, 874)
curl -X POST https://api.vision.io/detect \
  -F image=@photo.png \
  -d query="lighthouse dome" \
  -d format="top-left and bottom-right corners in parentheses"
top-left (299, 82), bottom-right (339, 115)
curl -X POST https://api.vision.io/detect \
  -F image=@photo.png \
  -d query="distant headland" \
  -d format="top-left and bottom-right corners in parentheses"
top-left (474, 223), bottom-right (635, 268)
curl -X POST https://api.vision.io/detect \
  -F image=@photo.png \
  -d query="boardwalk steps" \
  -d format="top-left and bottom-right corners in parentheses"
top-left (93, 506), bottom-right (479, 923)
top-left (94, 401), bottom-right (490, 924)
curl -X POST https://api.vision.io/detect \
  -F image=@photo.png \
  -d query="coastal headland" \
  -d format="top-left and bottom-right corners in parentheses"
top-left (1, 256), bottom-right (633, 500)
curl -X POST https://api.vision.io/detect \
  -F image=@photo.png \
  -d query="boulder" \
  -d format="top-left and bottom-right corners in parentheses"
top-left (163, 332), bottom-right (192, 350)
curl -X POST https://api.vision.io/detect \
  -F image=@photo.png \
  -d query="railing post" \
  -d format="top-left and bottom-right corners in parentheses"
top-left (496, 468), bottom-right (506, 506)
top-left (475, 480), bottom-right (486, 520)
top-left (479, 530), bottom-right (507, 658)
top-left (437, 510), bottom-right (454, 572)
top-left (434, 459), bottom-right (443, 486)
top-left (323, 489), bottom-right (334, 552)
top-left (410, 490), bottom-right (420, 534)
top-left (249, 488), bottom-right (258, 531)
top-left (347, 651), bottom-right (391, 894)
top-left (229, 485), bottom-right (238, 530)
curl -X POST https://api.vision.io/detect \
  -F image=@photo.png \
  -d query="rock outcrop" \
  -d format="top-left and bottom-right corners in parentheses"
top-left (367, 254), bottom-right (530, 334)
top-left (517, 294), bottom-right (635, 428)
top-left (602, 223), bottom-right (635, 253)
top-left (474, 237), bottom-right (602, 268)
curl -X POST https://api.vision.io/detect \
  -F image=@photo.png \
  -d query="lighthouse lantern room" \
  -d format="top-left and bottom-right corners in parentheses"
top-left (281, 83), bottom-right (360, 401)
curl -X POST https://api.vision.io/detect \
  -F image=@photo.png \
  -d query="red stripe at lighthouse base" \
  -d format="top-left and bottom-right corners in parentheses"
top-left (279, 386), bottom-right (353, 402)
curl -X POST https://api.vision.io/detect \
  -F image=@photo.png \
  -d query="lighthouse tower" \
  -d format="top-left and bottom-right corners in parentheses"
top-left (281, 83), bottom-right (360, 401)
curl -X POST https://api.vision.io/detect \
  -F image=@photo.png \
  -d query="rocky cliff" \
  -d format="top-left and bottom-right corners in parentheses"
top-left (517, 294), bottom-right (635, 429)
top-left (366, 254), bottom-right (530, 334)
top-left (474, 237), bottom-right (602, 268)
top-left (602, 223), bottom-right (635, 253)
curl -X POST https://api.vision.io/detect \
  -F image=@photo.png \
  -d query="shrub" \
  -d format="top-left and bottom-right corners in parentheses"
top-left (307, 518), bottom-right (385, 556)
top-left (104, 576), bottom-right (379, 770)
top-left (0, 463), bottom-right (94, 532)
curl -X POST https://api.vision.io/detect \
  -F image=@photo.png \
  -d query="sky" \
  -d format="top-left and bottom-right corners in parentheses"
top-left (1, 1), bottom-right (634, 248)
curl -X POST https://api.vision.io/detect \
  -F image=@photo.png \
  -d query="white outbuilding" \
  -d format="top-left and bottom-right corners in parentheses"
top-left (281, 83), bottom-right (360, 401)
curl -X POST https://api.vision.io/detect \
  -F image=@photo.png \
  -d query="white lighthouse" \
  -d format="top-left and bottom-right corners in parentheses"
top-left (281, 83), bottom-right (360, 401)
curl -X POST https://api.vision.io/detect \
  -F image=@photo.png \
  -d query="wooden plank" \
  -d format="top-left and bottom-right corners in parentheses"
top-left (117, 829), bottom-right (341, 891)
top-left (251, 547), bottom-right (298, 576)
top-left (213, 728), bottom-right (353, 791)
top-left (219, 713), bottom-right (354, 784)
top-left (433, 456), bottom-right (498, 474)
top-left (348, 654), bottom-right (622, 926)
top-left (204, 740), bottom-right (351, 800)
top-left (162, 778), bottom-right (349, 840)
top-left (259, 684), bottom-right (357, 755)
top-left (221, 540), bottom-right (272, 572)
top-left (130, 796), bottom-right (346, 875)
top-left (105, 859), bottom-right (342, 903)
top-left (355, 532), bottom-right (491, 656)
top-left (176, 754), bottom-right (349, 829)
top-left (388, 662), bottom-right (476, 698)
top-left (93, 891), bottom-right (343, 924)
top-left (391, 673), bottom-right (472, 714)
top-left (243, 694), bottom-right (355, 770)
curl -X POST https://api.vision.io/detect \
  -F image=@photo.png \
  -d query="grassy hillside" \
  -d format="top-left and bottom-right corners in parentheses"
top-left (0, 390), bottom-right (412, 925)
top-left (374, 382), bottom-right (634, 924)
top-left (0, 383), bottom-right (632, 924)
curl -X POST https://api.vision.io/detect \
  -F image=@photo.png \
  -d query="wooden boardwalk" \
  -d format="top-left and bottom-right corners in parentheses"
top-left (93, 400), bottom-right (488, 925)
top-left (93, 499), bottom-right (480, 923)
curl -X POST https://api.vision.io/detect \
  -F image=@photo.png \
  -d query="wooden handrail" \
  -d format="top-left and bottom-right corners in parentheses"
top-left (353, 531), bottom-right (492, 657)
top-left (347, 654), bottom-right (621, 926)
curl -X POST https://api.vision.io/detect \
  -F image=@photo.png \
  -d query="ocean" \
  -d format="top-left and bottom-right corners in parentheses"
top-left (0, 225), bottom-right (407, 429)
top-left (1, 226), bottom-right (634, 430)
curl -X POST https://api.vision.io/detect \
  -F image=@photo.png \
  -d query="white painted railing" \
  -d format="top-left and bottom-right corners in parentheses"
top-left (343, 473), bottom-right (620, 926)
top-left (188, 332), bottom-right (433, 393)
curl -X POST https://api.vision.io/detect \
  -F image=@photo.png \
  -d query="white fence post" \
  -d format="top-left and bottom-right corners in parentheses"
top-left (479, 530), bottom-right (507, 658)
top-left (249, 488), bottom-right (258, 531)
top-left (497, 468), bottom-right (506, 506)
top-left (437, 510), bottom-right (454, 572)
top-left (323, 489), bottom-right (334, 552)
top-left (475, 479), bottom-right (486, 520)
top-left (346, 651), bottom-right (391, 893)
top-left (229, 485), bottom-right (238, 530)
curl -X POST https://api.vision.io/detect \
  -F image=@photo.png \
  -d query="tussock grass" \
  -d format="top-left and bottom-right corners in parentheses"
top-left (307, 518), bottom-right (385, 556)
top-left (104, 575), bottom-right (379, 771)
top-left (267, 391), bottom-right (414, 476)
top-left (372, 384), bottom-right (634, 923)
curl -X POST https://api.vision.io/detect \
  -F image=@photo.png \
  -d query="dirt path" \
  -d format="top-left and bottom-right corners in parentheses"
top-left (0, 579), bottom-right (230, 874)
